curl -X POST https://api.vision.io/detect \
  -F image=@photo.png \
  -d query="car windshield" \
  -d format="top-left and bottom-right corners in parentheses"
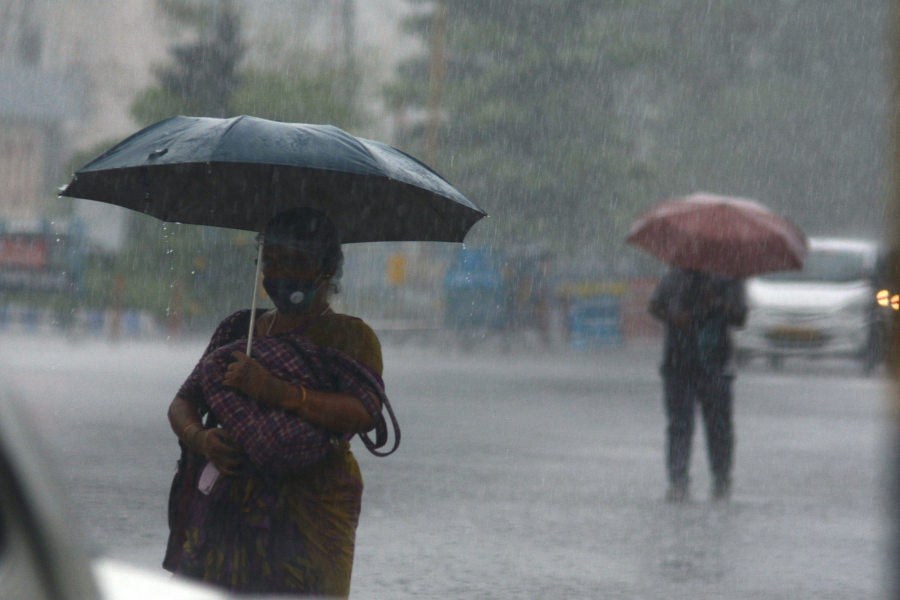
top-left (759, 249), bottom-right (869, 283)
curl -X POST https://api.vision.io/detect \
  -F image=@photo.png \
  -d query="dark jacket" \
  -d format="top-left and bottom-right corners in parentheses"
top-left (649, 268), bottom-right (747, 377)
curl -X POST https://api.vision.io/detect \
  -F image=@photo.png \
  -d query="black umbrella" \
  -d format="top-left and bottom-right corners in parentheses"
top-left (61, 115), bottom-right (485, 242)
top-left (61, 115), bottom-right (486, 352)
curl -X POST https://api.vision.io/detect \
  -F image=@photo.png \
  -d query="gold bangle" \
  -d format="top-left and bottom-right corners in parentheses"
top-left (181, 422), bottom-right (202, 445)
top-left (299, 386), bottom-right (308, 405)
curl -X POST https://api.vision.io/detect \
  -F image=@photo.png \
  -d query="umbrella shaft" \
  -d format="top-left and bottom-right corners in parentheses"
top-left (246, 239), bottom-right (265, 357)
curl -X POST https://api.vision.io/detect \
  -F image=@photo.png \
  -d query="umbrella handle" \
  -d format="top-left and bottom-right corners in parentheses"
top-left (246, 237), bottom-right (264, 357)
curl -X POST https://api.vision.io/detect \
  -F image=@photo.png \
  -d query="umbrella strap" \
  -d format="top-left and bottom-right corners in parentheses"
top-left (246, 238), bottom-right (265, 357)
top-left (359, 394), bottom-right (401, 457)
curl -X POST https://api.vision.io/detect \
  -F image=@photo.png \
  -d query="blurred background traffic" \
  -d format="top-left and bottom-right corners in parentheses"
top-left (0, 0), bottom-right (891, 364)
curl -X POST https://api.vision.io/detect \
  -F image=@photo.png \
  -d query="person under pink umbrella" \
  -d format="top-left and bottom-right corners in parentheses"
top-left (648, 267), bottom-right (747, 501)
top-left (630, 193), bottom-right (805, 501)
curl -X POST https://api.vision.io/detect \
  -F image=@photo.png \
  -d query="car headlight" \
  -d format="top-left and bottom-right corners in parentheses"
top-left (877, 289), bottom-right (900, 311)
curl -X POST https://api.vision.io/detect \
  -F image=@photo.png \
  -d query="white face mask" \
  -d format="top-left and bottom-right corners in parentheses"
top-left (262, 274), bottom-right (324, 314)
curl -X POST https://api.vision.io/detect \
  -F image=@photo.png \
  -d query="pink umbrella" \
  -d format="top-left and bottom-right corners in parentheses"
top-left (626, 193), bottom-right (807, 278)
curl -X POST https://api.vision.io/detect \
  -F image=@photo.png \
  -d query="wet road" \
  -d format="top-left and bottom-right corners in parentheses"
top-left (2, 333), bottom-right (889, 599)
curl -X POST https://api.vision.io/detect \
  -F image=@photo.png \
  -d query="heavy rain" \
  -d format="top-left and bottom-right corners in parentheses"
top-left (0, 1), bottom-right (893, 599)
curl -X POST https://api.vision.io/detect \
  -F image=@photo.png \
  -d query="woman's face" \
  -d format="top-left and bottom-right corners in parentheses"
top-left (261, 245), bottom-right (323, 282)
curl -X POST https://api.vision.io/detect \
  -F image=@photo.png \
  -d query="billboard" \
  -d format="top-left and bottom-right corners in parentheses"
top-left (0, 228), bottom-right (79, 294)
top-left (0, 236), bottom-right (47, 268)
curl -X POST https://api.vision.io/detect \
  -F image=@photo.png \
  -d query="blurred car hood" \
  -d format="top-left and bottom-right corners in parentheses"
top-left (93, 559), bottom-right (228, 600)
top-left (748, 279), bottom-right (870, 309)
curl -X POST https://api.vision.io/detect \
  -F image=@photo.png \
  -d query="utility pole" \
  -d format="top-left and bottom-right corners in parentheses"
top-left (340, 0), bottom-right (356, 107)
top-left (341, 0), bottom-right (355, 69)
top-left (327, 0), bottom-right (356, 108)
top-left (424, 0), bottom-right (448, 168)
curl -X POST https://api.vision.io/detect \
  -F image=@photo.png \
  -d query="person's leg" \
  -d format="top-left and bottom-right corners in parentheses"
top-left (664, 374), bottom-right (695, 499)
top-left (698, 374), bottom-right (734, 499)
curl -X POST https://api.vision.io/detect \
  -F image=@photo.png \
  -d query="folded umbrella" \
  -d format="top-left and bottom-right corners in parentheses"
top-left (626, 193), bottom-right (806, 278)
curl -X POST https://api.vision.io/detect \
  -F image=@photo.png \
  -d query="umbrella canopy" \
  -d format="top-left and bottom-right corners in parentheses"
top-left (626, 193), bottom-right (807, 278)
top-left (60, 115), bottom-right (485, 243)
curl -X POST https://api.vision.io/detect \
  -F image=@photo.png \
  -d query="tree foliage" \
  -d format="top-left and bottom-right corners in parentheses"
top-left (133, 0), bottom-right (364, 130)
top-left (133, 0), bottom-right (243, 123)
top-left (124, 0), bottom-right (368, 327)
top-left (390, 0), bottom-right (663, 250)
top-left (391, 0), bottom-right (888, 257)
top-left (638, 0), bottom-right (888, 238)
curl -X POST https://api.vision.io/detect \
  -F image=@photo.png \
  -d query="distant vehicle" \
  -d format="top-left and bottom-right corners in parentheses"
top-left (442, 247), bottom-right (555, 350)
top-left (443, 247), bottom-right (506, 333)
top-left (872, 245), bottom-right (900, 364)
top-left (0, 380), bottom-right (228, 600)
top-left (734, 238), bottom-right (882, 372)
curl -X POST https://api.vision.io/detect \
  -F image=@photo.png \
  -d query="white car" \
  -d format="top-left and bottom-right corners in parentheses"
top-left (0, 380), bottom-right (230, 600)
top-left (734, 238), bottom-right (881, 371)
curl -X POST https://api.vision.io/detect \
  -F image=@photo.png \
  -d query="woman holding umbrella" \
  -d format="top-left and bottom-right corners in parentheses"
top-left (164, 208), bottom-right (395, 596)
top-left (61, 114), bottom-right (484, 594)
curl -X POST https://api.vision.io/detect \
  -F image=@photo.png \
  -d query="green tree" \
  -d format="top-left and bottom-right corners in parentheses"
top-left (389, 1), bottom-right (663, 250)
top-left (390, 0), bottom-right (888, 257)
top-left (133, 0), bottom-right (364, 130)
top-left (132, 0), bottom-right (244, 124)
top-left (118, 0), bottom-right (371, 327)
top-left (231, 64), bottom-right (361, 126)
top-left (636, 0), bottom-right (888, 237)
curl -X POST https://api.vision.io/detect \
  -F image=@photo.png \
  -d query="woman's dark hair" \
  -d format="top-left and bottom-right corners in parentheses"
top-left (262, 208), bottom-right (344, 288)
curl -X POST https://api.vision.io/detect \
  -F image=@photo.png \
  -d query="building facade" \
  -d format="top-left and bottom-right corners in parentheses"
top-left (0, 0), bottom-right (416, 239)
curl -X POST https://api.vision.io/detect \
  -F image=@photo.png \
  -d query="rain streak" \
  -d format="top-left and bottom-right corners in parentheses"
top-left (0, 1), bottom-right (892, 599)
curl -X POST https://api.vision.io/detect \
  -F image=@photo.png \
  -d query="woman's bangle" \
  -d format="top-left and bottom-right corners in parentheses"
top-left (181, 422), bottom-right (203, 445)
top-left (299, 385), bottom-right (308, 405)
